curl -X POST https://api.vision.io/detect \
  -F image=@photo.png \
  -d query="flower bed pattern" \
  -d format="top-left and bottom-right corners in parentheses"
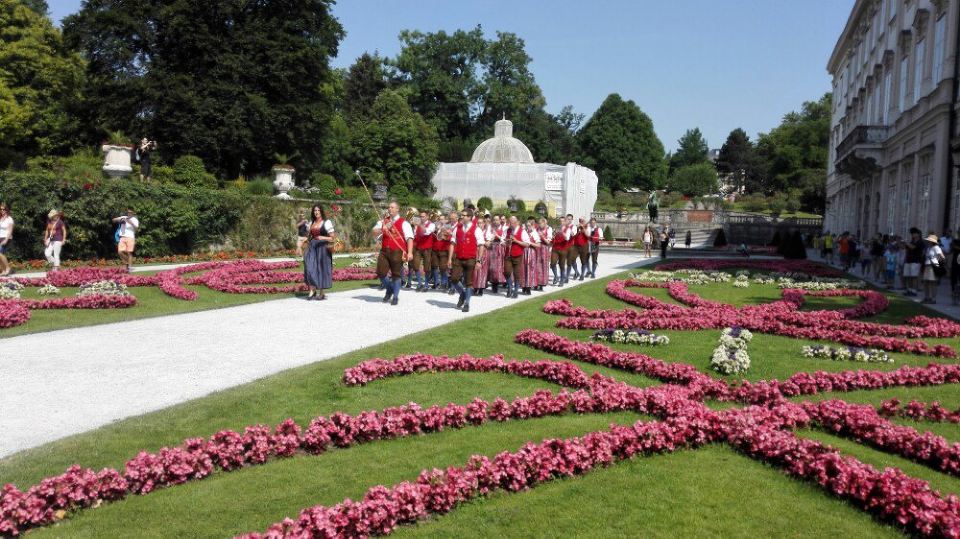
top-left (0, 260), bottom-right (377, 329)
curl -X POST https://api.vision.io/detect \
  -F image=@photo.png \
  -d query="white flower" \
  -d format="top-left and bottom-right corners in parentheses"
top-left (77, 280), bottom-right (130, 298)
top-left (37, 284), bottom-right (61, 296)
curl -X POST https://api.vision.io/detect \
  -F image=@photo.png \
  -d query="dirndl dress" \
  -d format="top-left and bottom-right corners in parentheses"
top-left (537, 244), bottom-right (551, 285)
top-left (488, 242), bottom-right (506, 283)
top-left (303, 239), bottom-right (333, 290)
top-left (520, 246), bottom-right (539, 288)
top-left (472, 248), bottom-right (490, 288)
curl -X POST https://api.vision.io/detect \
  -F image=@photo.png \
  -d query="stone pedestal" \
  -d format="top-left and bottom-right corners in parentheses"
top-left (102, 145), bottom-right (133, 178)
top-left (273, 167), bottom-right (294, 199)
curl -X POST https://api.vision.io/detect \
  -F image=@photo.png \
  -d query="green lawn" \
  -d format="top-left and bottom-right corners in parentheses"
top-left (1, 264), bottom-right (957, 537)
top-left (0, 258), bottom-right (374, 338)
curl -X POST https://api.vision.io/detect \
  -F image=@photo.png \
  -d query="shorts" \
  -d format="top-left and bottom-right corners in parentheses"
top-left (902, 263), bottom-right (921, 278)
top-left (376, 249), bottom-right (405, 279)
top-left (923, 266), bottom-right (938, 282)
top-left (118, 236), bottom-right (136, 253)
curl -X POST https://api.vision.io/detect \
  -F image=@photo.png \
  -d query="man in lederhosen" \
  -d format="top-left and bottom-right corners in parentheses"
top-left (412, 210), bottom-right (435, 292)
top-left (504, 215), bottom-right (534, 298)
top-left (447, 209), bottom-right (485, 312)
top-left (551, 214), bottom-right (571, 286)
top-left (586, 217), bottom-right (602, 278)
top-left (431, 214), bottom-right (451, 290)
top-left (372, 201), bottom-right (414, 305)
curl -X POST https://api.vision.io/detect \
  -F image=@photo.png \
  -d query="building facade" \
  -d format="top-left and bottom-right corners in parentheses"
top-left (826, 0), bottom-right (960, 238)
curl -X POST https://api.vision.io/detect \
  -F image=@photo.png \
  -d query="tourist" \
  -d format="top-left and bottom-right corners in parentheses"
top-left (0, 203), bottom-right (13, 276)
top-left (487, 214), bottom-right (506, 294)
top-left (902, 227), bottom-right (923, 297)
top-left (135, 138), bottom-right (157, 182)
top-left (668, 226), bottom-right (676, 249)
top-left (685, 229), bottom-right (692, 249)
top-left (822, 231), bottom-right (834, 265)
top-left (295, 210), bottom-right (308, 259)
top-left (471, 215), bottom-right (492, 296)
top-left (538, 217), bottom-right (553, 286)
top-left (586, 217), bottom-right (601, 278)
top-left (112, 207), bottom-right (139, 273)
top-left (303, 205), bottom-right (336, 300)
top-left (942, 230), bottom-right (953, 253)
top-left (447, 209), bottom-right (485, 312)
top-left (883, 242), bottom-right (897, 289)
top-left (574, 218), bottom-right (589, 281)
top-left (642, 226), bottom-right (653, 257)
top-left (550, 215), bottom-right (570, 286)
top-left (372, 201), bottom-right (414, 306)
top-left (431, 214), bottom-right (452, 290)
top-left (504, 215), bottom-right (533, 298)
top-left (837, 233), bottom-right (850, 271)
top-left (412, 210), bottom-right (436, 292)
top-left (659, 227), bottom-right (668, 259)
top-left (43, 209), bottom-right (67, 272)
top-left (921, 233), bottom-right (945, 304)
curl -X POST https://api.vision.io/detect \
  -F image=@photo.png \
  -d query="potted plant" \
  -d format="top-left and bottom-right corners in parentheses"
top-left (272, 153), bottom-right (297, 199)
top-left (101, 130), bottom-right (133, 178)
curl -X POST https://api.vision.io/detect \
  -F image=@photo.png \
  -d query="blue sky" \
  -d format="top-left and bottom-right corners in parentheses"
top-left (47, 0), bottom-right (854, 152)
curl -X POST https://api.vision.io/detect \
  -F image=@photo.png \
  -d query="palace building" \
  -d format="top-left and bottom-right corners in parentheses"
top-left (430, 118), bottom-right (598, 219)
top-left (826, 0), bottom-right (960, 237)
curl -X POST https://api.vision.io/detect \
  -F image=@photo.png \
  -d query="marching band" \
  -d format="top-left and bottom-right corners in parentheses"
top-left (371, 204), bottom-right (602, 312)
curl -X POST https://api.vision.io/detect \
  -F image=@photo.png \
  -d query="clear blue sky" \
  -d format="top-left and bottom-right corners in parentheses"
top-left (47, 0), bottom-right (854, 152)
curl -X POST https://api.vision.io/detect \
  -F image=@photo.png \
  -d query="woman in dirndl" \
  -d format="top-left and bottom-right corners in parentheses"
top-left (472, 216), bottom-right (493, 295)
top-left (303, 204), bottom-right (337, 300)
top-left (519, 218), bottom-right (540, 295)
top-left (537, 217), bottom-right (552, 289)
top-left (487, 215), bottom-right (506, 294)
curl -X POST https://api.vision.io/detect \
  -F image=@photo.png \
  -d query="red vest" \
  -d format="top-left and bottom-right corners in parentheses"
top-left (510, 228), bottom-right (525, 257)
top-left (381, 217), bottom-right (407, 251)
top-left (574, 227), bottom-right (588, 246)
top-left (454, 222), bottom-right (478, 259)
top-left (552, 226), bottom-right (568, 249)
top-left (433, 226), bottom-right (450, 252)
top-left (590, 227), bottom-right (602, 244)
top-left (414, 222), bottom-right (434, 250)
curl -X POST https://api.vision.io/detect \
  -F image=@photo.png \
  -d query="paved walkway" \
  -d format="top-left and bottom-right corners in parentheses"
top-left (0, 252), bottom-right (652, 458)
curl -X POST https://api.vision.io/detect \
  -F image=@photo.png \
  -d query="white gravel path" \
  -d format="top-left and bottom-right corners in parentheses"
top-left (0, 252), bottom-right (653, 458)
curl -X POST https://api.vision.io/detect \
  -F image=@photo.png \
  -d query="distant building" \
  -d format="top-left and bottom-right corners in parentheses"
top-left (826, 0), bottom-right (960, 237)
top-left (431, 118), bottom-right (598, 218)
top-left (707, 149), bottom-right (721, 163)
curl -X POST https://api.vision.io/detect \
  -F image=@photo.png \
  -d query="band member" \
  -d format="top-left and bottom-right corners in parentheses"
top-left (372, 201), bottom-right (414, 305)
top-left (447, 209), bottom-right (485, 312)
top-left (587, 217), bottom-right (602, 278)
top-left (431, 214), bottom-right (452, 290)
top-left (412, 210), bottom-right (435, 292)
top-left (504, 215), bottom-right (534, 298)
top-left (487, 214), bottom-right (507, 294)
top-left (538, 217), bottom-right (553, 288)
top-left (573, 218), bottom-right (590, 281)
top-left (472, 215), bottom-right (493, 296)
top-left (551, 215), bottom-right (571, 286)
top-left (523, 217), bottom-right (542, 294)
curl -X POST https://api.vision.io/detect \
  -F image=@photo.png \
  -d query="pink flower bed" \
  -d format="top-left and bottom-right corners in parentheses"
top-left (878, 398), bottom-right (960, 424)
top-left (656, 258), bottom-right (845, 277)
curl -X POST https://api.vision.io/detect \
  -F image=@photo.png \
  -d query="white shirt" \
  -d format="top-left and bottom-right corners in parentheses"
top-left (449, 222), bottom-right (486, 245)
top-left (0, 215), bottom-right (12, 239)
top-left (310, 219), bottom-right (335, 234)
top-left (418, 221), bottom-right (436, 237)
top-left (540, 226), bottom-right (554, 242)
top-left (528, 228), bottom-right (542, 244)
top-left (509, 228), bottom-right (533, 244)
top-left (559, 225), bottom-right (572, 241)
top-left (119, 216), bottom-right (139, 238)
top-left (484, 226), bottom-right (496, 243)
top-left (373, 214), bottom-right (414, 240)
top-left (926, 244), bottom-right (945, 265)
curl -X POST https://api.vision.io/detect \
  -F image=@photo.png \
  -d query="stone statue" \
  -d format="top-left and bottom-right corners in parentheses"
top-left (647, 191), bottom-right (660, 223)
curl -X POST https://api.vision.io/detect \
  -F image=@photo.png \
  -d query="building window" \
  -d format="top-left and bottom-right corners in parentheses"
top-left (883, 70), bottom-right (892, 124)
top-left (899, 56), bottom-right (909, 112)
top-left (918, 155), bottom-right (932, 231)
top-left (933, 15), bottom-right (946, 83)
top-left (901, 180), bottom-right (911, 235)
top-left (913, 39), bottom-right (925, 103)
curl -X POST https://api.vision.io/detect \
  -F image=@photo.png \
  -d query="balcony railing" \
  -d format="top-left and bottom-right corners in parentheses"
top-left (835, 125), bottom-right (889, 162)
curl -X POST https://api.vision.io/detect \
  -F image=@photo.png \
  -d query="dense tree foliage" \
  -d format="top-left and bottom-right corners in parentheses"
top-left (343, 52), bottom-right (387, 121)
top-left (62, 0), bottom-right (344, 178)
top-left (716, 127), bottom-right (763, 192)
top-left (668, 163), bottom-right (718, 197)
top-left (669, 128), bottom-right (710, 172)
top-left (577, 94), bottom-right (666, 192)
top-left (0, 0), bottom-right (84, 166)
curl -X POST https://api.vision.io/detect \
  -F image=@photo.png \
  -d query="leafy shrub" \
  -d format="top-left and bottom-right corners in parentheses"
top-left (173, 155), bottom-right (217, 187)
top-left (246, 179), bottom-right (275, 196)
top-left (767, 194), bottom-right (787, 216)
top-left (26, 150), bottom-right (103, 183)
top-left (227, 197), bottom-right (297, 251)
top-left (152, 165), bottom-right (175, 183)
top-left (310, 172), bottom-right (338, 198)
top-left (534, 201), bottom-right (548, 216)
top-left (741, 194), bottom-right (767, 213)
top-left (477, 196), bottom-right (493, 211)
top-left (507, 196), bottom-right (526, 212)
top-left (603, 225), bottom-right (613, 241)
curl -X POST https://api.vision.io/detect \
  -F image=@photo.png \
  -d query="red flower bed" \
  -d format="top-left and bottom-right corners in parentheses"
top-left (878, 398), bottom-right (960, 424)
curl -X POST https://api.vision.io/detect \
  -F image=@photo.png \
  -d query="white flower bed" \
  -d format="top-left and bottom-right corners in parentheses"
top-left (801, 345), bottom-right (892, 363)
top-left (0, 281), bottom-right (22, 300)
top-left (710, 327), bottom-right (752, 375)
top-left (37, 284), bottom-right (61, 296)
top-left (77, 280), bottom-right (130, 298)
top-left (350, 255), bottom-right (375, 269)
top-left (591, 329), bottom-right (670, 346)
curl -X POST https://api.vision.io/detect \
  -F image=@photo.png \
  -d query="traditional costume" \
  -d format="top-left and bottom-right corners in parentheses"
top-left (449, 220), bottom-right (486, 312)
top-left (552, 223), bottom-right (572, 285)
top-left (431, 224), bottom-right (452, 290)
top-left (487, 223), bottom-right (507, 293)
top-left (373, 215), bottom-right (413, 305)
top-left (538, 225), bottom-right (553, 287)
top-left (472, 224), bottom-right (493, 294)
top-left (504, 226), bottom-right (532, 298)
top-left (587, 224), bottom-right (602, 278)
top-left (412, 219), bottom-right (435, 291)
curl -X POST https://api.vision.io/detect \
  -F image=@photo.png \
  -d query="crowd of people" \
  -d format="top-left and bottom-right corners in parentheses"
top-left (815, 229), bottom-right (955, 305)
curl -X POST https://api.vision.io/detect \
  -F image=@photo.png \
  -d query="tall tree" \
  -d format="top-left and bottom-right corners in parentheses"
top-left (343, 52), bottom-right (387, 120)
top-left (63, 0), bottom-right (344, 178)
top-left (18, 0), bottom-right (46, 15)
top-left (351, 89), bottom-right (439, 194)
top-left (389, 26), bottom-right (486, 140)
top-left (0, 0), bottom-right (84, 166)
top-left (669, 127), bottom-right (709, 173)
top-left (515, 106), bottom-right (582, 165)
top-left (577, 93), bottom-right (666, 192)
top-left (756, 93), bottom-right (831, 211)
top-left (476, 31), bottom-right (544, 128)
top-left (668, 163), bottom-right (718, 196)
top-left (716, 127), bottom-right (762, 192)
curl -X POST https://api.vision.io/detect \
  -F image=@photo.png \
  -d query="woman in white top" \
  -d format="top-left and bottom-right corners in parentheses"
top-left (922, 233), bottom-right (945, 304)
top-left (303, 205), bottom-right (337, 300)
top-left (642, 227), bottom-right (653, 258)
top-left (0, 202), bottom-right (13, 276)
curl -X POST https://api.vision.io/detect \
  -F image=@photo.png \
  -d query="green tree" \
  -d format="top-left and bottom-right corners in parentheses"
top-left (0, 0), bottom-right (84, 166)
top-left (476, 31), bottom-right (544, 127)
top-left (19, 0), bottom-right (46, 15)
top-left (669, 128), bottom-right (710, 173)
top-left (351, 90), bottom-right (439, 194)
top-left (389, 26), bottom-right (486, 140)
top-left (668, 163), bottom-right (718, 196)
top-left (63, 0), bottom-right (344, 178)
top-left (516, 106), bottom-right (582, 165)
top-left (577, 93), bottom-right (666, 191)
top-left (343, 52), bottom-right (388, 120)
top-left (717, 127), bottom-right (762, 193)
top-left (755, 93), bottom-right (830, 211)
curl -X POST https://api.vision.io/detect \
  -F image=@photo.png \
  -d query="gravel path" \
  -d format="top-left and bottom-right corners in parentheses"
top-left (0, 252), bottom-right (652, 458)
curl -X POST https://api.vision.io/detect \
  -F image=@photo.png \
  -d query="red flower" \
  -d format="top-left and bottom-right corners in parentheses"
top-left (334, 187), bottom-right (343, 196)
top-left (83, 183), bottom-right (93, 191)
